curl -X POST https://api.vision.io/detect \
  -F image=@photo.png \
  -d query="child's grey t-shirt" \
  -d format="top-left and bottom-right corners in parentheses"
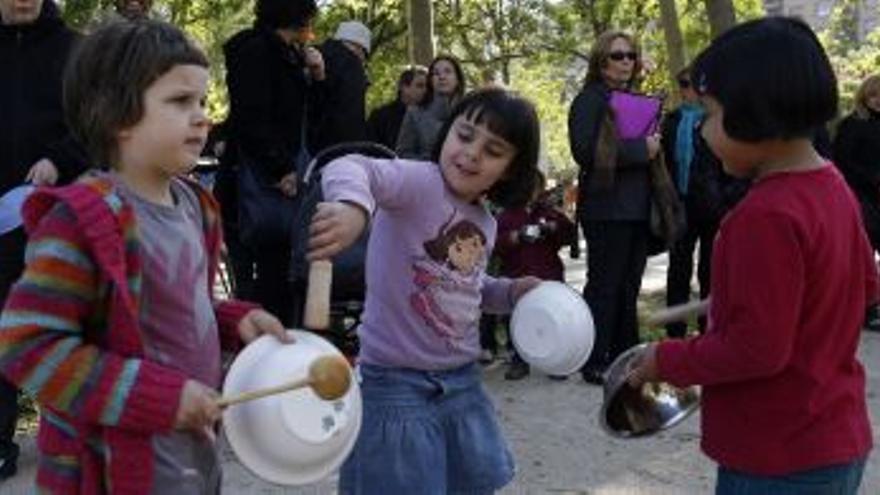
top-left (114, 177), bottom-right (221, 493)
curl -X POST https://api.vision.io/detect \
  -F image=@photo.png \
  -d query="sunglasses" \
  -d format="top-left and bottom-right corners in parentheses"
top-left (678, 79), bottom-right (691, 88)
top-left (608, 51), bottom-right (638, 62)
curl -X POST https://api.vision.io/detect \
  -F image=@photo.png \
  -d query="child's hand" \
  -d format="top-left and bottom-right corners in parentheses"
top-left (308, 201), bottom-right (368, 261)
top-left (510, 276), bottom-right (542, 303)
top-left (627, 343), bottom-right (660, 388)
top-left (175, 380), bottom-right (221, 433)
top-left (238, 308), bottom-right (292, 344)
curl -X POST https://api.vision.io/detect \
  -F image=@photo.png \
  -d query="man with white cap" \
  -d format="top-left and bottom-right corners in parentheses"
top-left (311, 20), bottom-right (372, 152)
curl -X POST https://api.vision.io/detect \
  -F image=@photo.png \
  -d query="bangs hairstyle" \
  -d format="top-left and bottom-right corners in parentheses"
top-left (692, 17), bottom-right (837, 142)
top-left (854, 74), bottom-right (880, 119)
top-left (585, 30), bottom-right (642, 87)
top-left (432, 87), bottom-right (541, 208)
top-left (64, 20), bottom-right (208, 167)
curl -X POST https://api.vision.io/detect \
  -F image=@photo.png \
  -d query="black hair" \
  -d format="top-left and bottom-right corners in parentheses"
top-left (64, 20), bottom-right (208, 167)
top-left (692, 16), bottom-right (837, 142)
top-left (422, 54), bottom-right (466, 107)
top-left (431, 87), bottom-right (541, 208)
top-left (255, 0), bottom-right (318, 30)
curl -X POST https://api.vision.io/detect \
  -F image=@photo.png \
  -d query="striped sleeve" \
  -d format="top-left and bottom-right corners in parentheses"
top-left (0, 203), bottom-right (187, 433)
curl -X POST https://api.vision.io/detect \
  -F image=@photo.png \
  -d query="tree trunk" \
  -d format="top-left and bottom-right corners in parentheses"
top-left (703, 0), bottom-right (736, 38)
top-left (659, 0), bottom-right (686, 98)
top-left (408, 0), bottom-right (434, 65)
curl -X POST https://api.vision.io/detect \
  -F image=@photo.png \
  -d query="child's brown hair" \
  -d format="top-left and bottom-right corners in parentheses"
top-left (64, 20), bottom-right (208, 167)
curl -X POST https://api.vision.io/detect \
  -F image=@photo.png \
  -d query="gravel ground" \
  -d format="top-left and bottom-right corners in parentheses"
top-left (2, 254), bottom-right (877, 494)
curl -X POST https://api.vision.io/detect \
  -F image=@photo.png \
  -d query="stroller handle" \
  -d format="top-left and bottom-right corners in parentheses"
top-left (302, 141), bottom-right (396, 184)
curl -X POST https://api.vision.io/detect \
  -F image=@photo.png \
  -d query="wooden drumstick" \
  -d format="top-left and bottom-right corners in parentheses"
top-left (303, 260), bottom-right (332, 330)
top-left (645, 298), bottom-right (710, 326)
top-left (218, 355), bottom-right (351, 408)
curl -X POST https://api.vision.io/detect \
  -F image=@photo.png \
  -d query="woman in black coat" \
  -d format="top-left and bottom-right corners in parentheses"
top-left (567, 31), bottom-right (661, 384)
top-left (834, 74), bottom-right (880, 249)
top-left (222, 0), bottom-right (325, 322)
top-left (833, 74), bottom-right (880, 331)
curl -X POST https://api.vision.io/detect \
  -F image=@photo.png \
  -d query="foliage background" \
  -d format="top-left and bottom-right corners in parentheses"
top-left (59, 0), bottom-right (880, 179)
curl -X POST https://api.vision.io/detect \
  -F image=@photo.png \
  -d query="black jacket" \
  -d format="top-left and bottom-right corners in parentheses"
top-left (0, 0), bottom-right (86, 195)
top-left (833, 112), bottom-right (880, 199)
top-left (661, 107), bottom-right (749, 225)
top-left (367, 99), bottom-right (406, 150)
top-left (224, 26), bottom-right (323, 181)
top-left (310, 39), bottom-right (368, 153)
top-left (568, 81), bottom-right (651, 221)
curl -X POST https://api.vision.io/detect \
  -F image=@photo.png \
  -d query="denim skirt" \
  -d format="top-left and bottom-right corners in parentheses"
top-left (338, 363), bottom-right (515, 494)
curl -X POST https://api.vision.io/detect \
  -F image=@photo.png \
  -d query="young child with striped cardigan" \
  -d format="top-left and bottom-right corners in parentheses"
top-left (0, 21), bottom-right (288, 494)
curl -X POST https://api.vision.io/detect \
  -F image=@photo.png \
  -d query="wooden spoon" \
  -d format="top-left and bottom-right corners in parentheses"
top-left (218, 354), bottom-right (351, 408)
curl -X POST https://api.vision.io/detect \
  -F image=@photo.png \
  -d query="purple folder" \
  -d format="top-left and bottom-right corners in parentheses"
top-left (609, 91), bottom-right (662, 139)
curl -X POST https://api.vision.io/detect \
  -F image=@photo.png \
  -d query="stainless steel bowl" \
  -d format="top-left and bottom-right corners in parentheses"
top-left (600, 343), bottom-right (700, 438)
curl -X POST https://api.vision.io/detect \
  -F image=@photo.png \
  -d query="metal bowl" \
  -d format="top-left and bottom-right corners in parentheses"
top-left (600, 343), bottom-right (700, 438)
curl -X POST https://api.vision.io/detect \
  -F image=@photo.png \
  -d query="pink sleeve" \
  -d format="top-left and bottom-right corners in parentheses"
top-left (322, 156), bottom-right (434, 214)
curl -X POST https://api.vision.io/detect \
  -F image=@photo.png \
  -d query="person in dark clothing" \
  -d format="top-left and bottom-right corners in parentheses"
top-left (115, 0), bottom-right (152, 19)
top-left (568, 30), bottom-right (661, 385)
top-left (661, 68), bottom-right (749, 338)
top-left (311, 20), bottom-right (371, 153)
top-left (223, 0), bottom-right (324, 322)
top-left (0, 0), bottom-right (85, 480)
top-left (833, 73), bottom-right (880, 332)
top-left (495, 172), bottom-right (577, 380)
top-left (366, 65), bottom-right (428, 149)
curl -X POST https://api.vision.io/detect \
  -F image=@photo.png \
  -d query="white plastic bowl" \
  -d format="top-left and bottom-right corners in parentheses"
top-left (222, 330), bottom-right (362, 486)
top-left (510, 281), bottom-right (594, 375)
top-left (0, 185), bottom-right (35, 236)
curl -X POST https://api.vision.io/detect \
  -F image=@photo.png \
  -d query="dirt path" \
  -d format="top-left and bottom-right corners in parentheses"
top-left (2, 254), bottom-right (878, 494)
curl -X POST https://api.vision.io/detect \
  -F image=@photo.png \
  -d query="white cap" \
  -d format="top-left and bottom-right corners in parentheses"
top-left (334, 21), bottom-right (371, 55)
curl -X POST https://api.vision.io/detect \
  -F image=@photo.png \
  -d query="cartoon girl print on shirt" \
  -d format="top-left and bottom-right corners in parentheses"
top-left (410, 211), bottom-right (488, 348)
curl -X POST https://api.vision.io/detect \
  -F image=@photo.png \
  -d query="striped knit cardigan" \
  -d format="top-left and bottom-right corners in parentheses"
top-left (0, 174), bottom-right (255, 494)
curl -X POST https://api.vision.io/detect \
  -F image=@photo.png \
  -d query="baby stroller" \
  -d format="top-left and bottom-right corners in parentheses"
top-left (288, 142), bottom-right (397, 358)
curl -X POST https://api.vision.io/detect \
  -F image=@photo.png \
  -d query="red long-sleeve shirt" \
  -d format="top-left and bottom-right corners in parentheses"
top-left (657, 165), bottom-right (875, 475)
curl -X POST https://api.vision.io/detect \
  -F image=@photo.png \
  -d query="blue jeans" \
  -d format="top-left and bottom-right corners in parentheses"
top-left (716, 459), bottom-right (866, 495)
top-left (339, 363), bottom-right (514, 495)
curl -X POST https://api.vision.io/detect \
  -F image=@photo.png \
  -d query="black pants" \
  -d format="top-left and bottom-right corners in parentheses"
top-left (581, 220), bottom-right (648, 370)
top-left (665, 218), bottom-right (718, 337)
top-left (0, 229), bottom-right (26, 455)
top-left (253, 245), bottom-right (294, 327)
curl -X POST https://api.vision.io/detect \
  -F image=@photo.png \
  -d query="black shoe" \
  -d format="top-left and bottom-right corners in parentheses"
top-left (865, 307), bottom-right (880, 332)
top-left (504, 361), bottom-right (530, 381)
top-left (547, 374), bottom-right (568, 381)
top-left (0, 444), bottom-right (19, 481)
top-left (581, 368), bottom-right (605, 385)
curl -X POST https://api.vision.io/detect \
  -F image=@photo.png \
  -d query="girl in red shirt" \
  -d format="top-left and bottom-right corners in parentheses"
top-left (630, 17), bottom-right (874, 494)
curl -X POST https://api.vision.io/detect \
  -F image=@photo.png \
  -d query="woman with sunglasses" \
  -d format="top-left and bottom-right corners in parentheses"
top-left (567, 30), bottom-right (661, 385)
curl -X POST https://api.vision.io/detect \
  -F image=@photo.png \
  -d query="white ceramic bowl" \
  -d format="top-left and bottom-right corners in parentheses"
top-left (222, 330), bottom-right (362, 486)
top-left (510, 281), bottom-right (594, 375)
